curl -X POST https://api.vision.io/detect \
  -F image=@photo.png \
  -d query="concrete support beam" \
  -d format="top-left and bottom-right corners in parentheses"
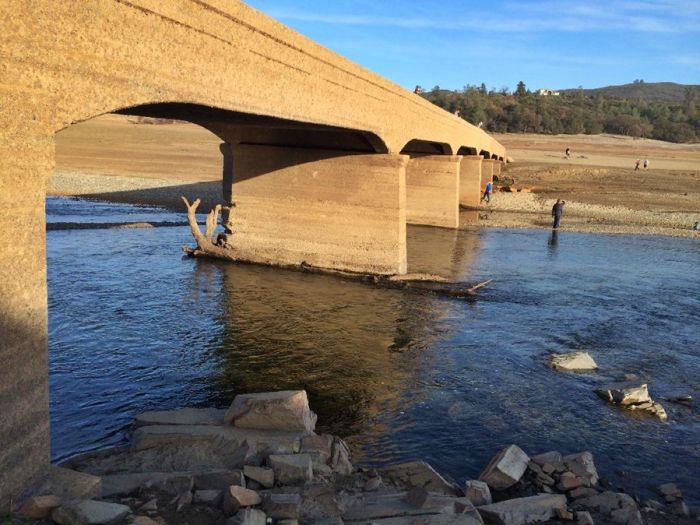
top-left (0, 133), bottom-right (52, 507)
top-left (405, 155), bottom-right (460, 229)
top-left (481, 158), bottom-right (497, 191)
top-left (492, 160), bottom-right (502, 177)
top-left (459, 155), bottom-right (483, 208)
top-left (223, 144), bottom-right (408, 275)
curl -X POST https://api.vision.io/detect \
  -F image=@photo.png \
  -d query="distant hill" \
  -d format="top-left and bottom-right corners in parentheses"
top-left (560, 82), bottom-right (699, 102)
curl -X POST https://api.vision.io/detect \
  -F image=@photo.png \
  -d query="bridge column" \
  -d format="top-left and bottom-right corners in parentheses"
top-left (492, 159), bottom-right (502, 177)
top-left (459, 155), bottom-right (483, 207)
top-left (222, 144), bottom-right (408, 275)
top-left (0, 132), bottom-right (51, 506)
top-left (481, 158), bottom-right (497, 192)
top-left (405, 155), bottom-right (460, 229)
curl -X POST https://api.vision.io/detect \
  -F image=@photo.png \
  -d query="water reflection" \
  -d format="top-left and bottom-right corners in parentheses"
top-left (548, 230), bottom-right (559, 257)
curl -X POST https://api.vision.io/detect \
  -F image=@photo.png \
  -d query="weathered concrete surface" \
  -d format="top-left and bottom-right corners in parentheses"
top-left (0, 0), bottom-right (505, 504)
top-left (222, 145), bottom-right (408, 274)
top-left (459, 156), bottom-right (483, 207)
top-left (406, 156), bottom-right (461, 229)
top-left (480, 159), bottom-right (497, 191)
top-left (492, 161), bottom-right (502, 177)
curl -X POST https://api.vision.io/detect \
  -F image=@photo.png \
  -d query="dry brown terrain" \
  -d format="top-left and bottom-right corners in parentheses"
top-left (52, 115), bottom-right (700, 237)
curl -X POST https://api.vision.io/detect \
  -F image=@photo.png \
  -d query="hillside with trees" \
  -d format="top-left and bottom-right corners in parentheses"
top-left (420, 81), bottom-right (699, 143)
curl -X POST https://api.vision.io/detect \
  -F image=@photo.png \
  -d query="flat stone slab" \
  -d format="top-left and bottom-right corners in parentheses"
top-left (35, 466), bottom-right (102, 500)
top-left (132, 424), bottom-right (303, 456)
top-left (134, 407), bottom-right (226, 427)
top-left (479, 445), bottom-right (530, 491)
top-left (550, 352), bottom-right (597, 371)
top-left (477, 494), bottom-right (567, 525)
top-left (378, 461), bottom-right (459, 495)
top-left (269, 454), bottom-right (313, 484)
top-left (342, 493), bottom-right (481, 522)
top-left (224, 390), bottom-right (317, 433)
top-left (101, 471), bottom-right (194, 497)
top-left (52, 499), bottom-right (131, 525)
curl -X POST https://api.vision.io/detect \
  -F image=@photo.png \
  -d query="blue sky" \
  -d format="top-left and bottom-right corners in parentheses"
top-left (245, 0), bottom-right (700, 91)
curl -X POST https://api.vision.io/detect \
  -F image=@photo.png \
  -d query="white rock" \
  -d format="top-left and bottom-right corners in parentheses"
top-left (595, 383), bottom-right (651, 406)
top-left (477, 494), bottom-right (567, 525)
top-left (224, 391), bottom-right (317, 433)
top-left (479, 445), bottom-right (530, 491)
top-left (52, 499), bottom-right (131, 525)
top-left (550, 352), bottom-right (597, 371)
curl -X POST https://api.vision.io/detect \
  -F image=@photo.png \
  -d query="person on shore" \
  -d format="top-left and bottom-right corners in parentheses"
top-left (552, 199), bottom-right (565, 229)
top-left (565, 147), bottom-right (571, 159)
top-left (643, 158), bottom-right (649, 169)
top-left (635, 159), bottom-right (641, 170)
top-left (481, 181), bottom-right (493, 203)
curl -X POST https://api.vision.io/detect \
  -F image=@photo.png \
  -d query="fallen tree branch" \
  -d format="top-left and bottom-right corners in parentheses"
top-left (182, 198), bottom-right (493, 299)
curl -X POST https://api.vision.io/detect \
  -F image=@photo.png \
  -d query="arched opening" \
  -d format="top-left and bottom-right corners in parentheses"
top-left (479, 149), bottom-right (491, 158)
top-left (457, 146), bottom-right (478, 156)
top-left (400, 139), bottom-right (452, 156)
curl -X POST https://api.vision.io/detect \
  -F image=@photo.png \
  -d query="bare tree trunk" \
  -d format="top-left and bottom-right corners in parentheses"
top-left (182, 197), bottom-right (492, 298)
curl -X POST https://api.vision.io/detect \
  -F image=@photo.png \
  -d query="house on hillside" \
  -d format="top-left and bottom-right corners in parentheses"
top-left (538, 88), bottom-right (560, 96)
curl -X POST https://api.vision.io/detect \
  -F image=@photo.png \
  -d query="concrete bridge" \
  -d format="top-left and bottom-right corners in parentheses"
top-left (0, 0), bottom-right (505, 504)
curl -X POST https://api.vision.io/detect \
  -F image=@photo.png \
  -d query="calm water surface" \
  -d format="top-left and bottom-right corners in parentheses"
top-left (47, 197), bottom-right (700, 503)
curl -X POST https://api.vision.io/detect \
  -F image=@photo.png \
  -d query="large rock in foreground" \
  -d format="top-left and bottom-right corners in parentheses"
top-left (479, 445), bottom-right (530, 491)
top-left (550, 352), bottom-right (597, 371)
top-left (224, 391), bottom-right (317, 433)
top-left (477, 494), bottom-right (567, 525)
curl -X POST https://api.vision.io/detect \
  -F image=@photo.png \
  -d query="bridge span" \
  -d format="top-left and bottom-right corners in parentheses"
top-left (0, 0), bottom-right (505, 504)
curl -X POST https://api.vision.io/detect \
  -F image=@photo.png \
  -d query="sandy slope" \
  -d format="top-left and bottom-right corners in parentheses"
top-left (51, 115), bottom-right (700, 237)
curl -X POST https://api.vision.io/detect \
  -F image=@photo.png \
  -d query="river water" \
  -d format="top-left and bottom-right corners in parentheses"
top-left (47, 196), bottom-right (700, 503)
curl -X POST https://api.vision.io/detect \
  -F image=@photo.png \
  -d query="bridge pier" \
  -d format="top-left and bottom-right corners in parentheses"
top-left (0, 132), bottom-right (51, 507)
top-left (459, 155), bottom-right (483, 208)
top-left (481, 158), bottom-right (497, 191)
top-left (492, 159), bottom-right (502, 177)
top-left (405, 155), bottom-right (460, 229)
top-left (221, 144), bottom-right (408, 275)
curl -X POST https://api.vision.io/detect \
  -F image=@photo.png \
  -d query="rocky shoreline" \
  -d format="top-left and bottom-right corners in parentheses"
top-left (11, 391), bottom-right (697, 525)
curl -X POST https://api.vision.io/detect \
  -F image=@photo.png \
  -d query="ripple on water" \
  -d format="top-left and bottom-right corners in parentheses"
top-left (47, 198), bottom-right (700, 504)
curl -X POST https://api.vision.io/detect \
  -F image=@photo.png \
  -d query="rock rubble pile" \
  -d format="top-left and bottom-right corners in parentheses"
top-left (13, 390), bottom-right (697, 525)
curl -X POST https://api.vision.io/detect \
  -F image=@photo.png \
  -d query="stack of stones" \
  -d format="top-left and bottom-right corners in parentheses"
top-left (14, 391), bottom-right (697, 525)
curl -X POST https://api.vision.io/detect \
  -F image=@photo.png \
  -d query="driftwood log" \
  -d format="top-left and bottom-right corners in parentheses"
top-left (182, 197), bottom-right (492, 299)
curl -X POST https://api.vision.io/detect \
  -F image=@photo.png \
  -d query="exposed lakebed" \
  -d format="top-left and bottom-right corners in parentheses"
top-left (46, 197), bottom-right (700, 504)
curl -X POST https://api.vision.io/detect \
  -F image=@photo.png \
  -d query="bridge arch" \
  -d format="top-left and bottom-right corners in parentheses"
top-left (400, 139), bottom-right (453, 155)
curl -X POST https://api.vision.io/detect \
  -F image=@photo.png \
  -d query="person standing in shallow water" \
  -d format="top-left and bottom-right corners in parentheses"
top-left (552, 199), bottom-right (565, 229)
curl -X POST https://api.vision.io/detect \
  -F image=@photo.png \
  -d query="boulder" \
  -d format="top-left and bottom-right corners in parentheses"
top-left (476, 494), bottom-right (567, 525)
top-left (262, 493), bottom-right (302, 519)
top-left (35, 466), bottom-right (102, 500)
top-left (658, 482), bottom-right (682, 501)
top-left (563, 452), bottom-right (599, 487)
top-left (194, 470), bottom-right (245, 491)
top-left (575, 491), bottom-right (638, 516)
top-left (52, 499), bottom-right (131, 525)
top-left (610, 507), bottom-right (643, 524)
top-left (300, 434), bottom-right (333, 463)
top-left (226, 508), bottom-right (267, 525)
top-left (550, 352), bottom-right (597, 371)
top-left (223, 485), bottom-right (262, 515)
top-left (595, 383), bottom-right (651, 406)
top-left (558, 472), bottom-right (584, 491)
top-left (464, 480), bottom-right (492, 506)
top-left (134, 407), bottom-right (226, 427)
top-left (479, 445), bottom-right (530, 491)
top-left (194, 489), bottom-right (223, 506)
top-left (330, 437), bottom-right (353, 475)
top-left (569, 487), bottom-right (598, 500)
top-left (244, 465), bottom-right (275, 489)
top-left (379, 461), bottom-right (459, 495)
top-left (575, 511), bottom-right (594, 525)
top-left (269, 454), bottom-right (313, 484)
top-left (224, 391), bottom-right (317, 433)
top-left (530, 451), bottom-right (563, 472)
top-left (18, 495), bottom-right (62, 519)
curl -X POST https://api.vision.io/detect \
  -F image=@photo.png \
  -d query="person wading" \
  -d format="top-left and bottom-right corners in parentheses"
top-left (552, 199), bottom-right (565, 229)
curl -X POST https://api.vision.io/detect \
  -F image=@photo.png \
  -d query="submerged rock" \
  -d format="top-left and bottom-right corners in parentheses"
top-left (224, 391), bottom-right (317, 433)
top-left (595, 383), bottom-right (651, 406)
top-left (550, 352), bottom-right (598, 371)
top-left (479, 445), bottom-right (530, 491)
